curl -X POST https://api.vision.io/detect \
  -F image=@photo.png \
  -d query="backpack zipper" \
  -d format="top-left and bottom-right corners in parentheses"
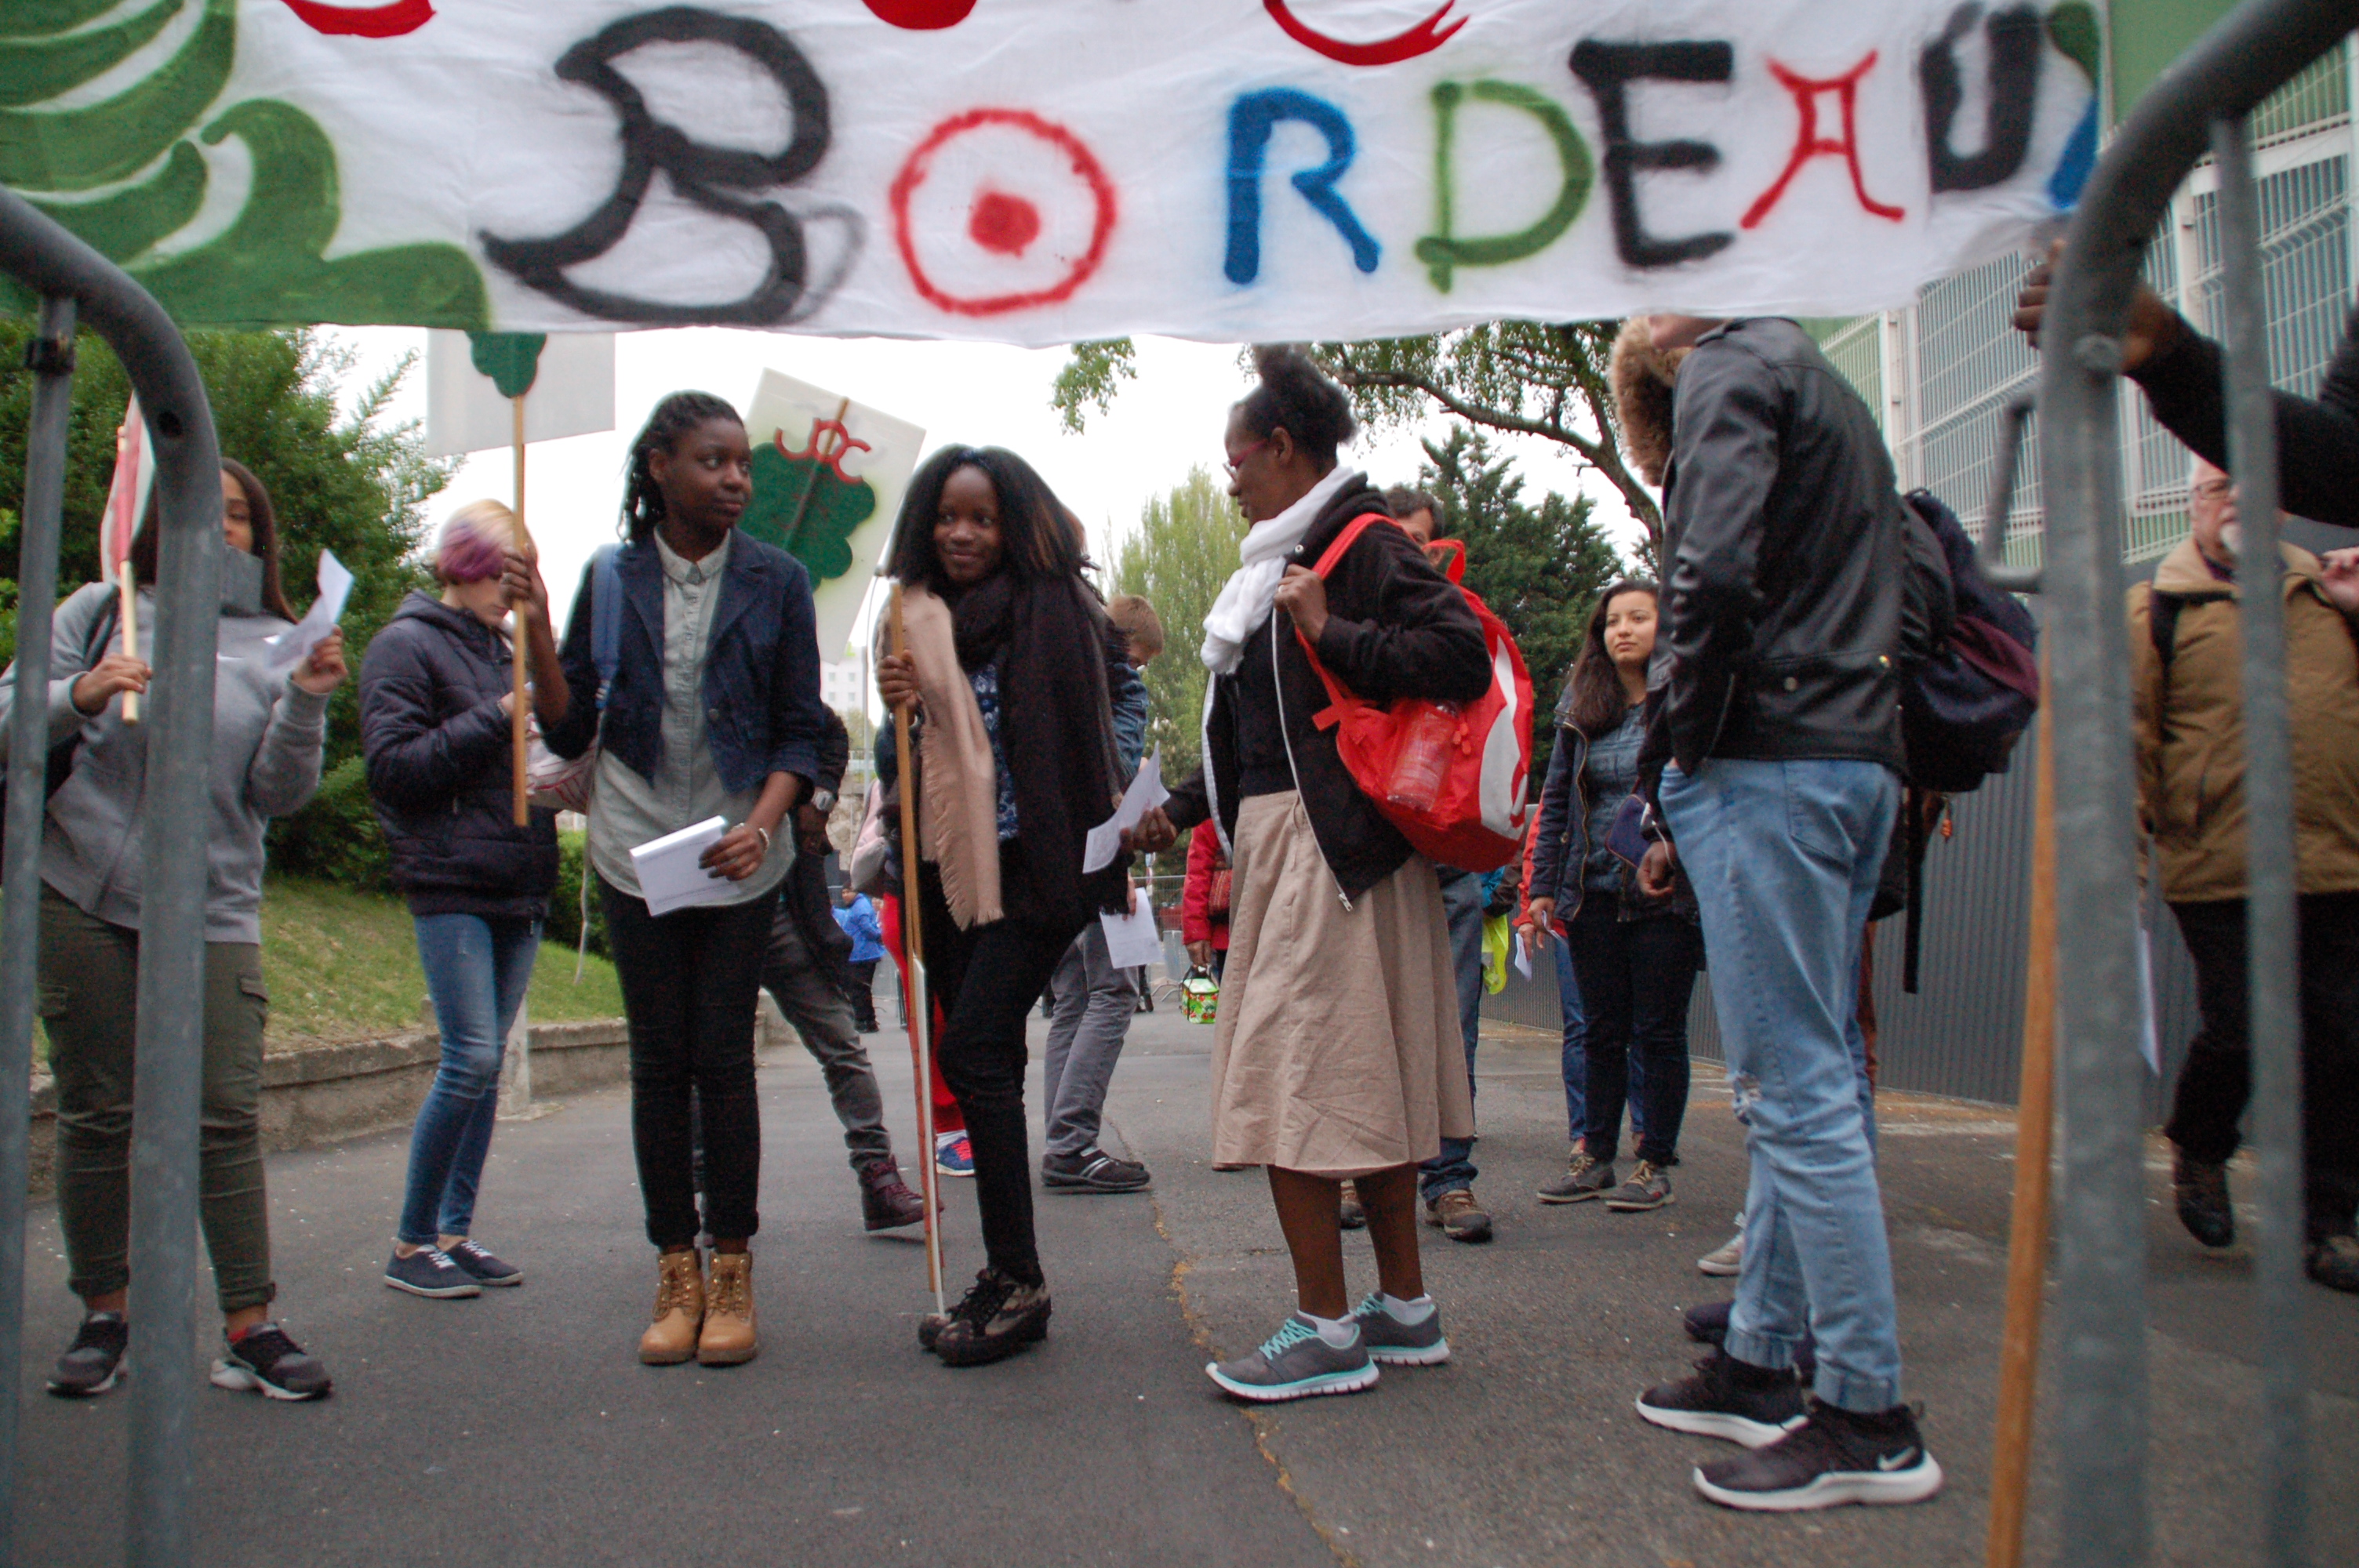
top-left (1270, 612), bottom-right (1354, 912)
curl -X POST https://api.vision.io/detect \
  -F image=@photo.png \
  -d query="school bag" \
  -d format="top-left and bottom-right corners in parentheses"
top-left (1292, 516), bottom-right (1536, 875)
top-left (1884, 490), bottom-right (2041, 990)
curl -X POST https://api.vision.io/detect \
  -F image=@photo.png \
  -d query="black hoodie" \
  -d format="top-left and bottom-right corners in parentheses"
top-left (359, 590), bottom-right (558, 919)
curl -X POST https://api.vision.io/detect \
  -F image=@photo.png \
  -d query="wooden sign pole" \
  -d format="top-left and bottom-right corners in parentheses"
top-left (510, 394), bottom-right (533, 827)
top-left (890, 584), bottom-right (944, 1312)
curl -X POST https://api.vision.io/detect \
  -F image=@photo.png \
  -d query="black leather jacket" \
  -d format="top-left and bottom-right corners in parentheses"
top-left (1650, 318), bottom-right (1906, 778)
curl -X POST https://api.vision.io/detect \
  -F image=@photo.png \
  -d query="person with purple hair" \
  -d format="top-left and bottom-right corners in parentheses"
top-left (361, 499), bottom-right (569, 1302)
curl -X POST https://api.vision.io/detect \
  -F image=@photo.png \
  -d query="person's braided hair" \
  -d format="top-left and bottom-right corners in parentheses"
top-left (620, 390), bottom-right (741, 543)
top-left (1236, 344), bottom-right (1356, 470)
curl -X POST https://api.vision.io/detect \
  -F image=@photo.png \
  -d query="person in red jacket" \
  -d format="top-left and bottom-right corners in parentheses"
top-left (1181, 819), bottom-right (1231, 979)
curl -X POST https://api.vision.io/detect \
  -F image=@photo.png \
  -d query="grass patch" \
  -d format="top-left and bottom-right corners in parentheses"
top-left (260, 876), bottom-right (625, 1047)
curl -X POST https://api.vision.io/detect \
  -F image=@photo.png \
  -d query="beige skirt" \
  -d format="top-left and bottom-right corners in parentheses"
top-left (1210, 791), bottom-right (1475, 1178)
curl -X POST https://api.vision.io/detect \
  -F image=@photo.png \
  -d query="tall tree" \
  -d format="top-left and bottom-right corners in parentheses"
top-left (1112, 465), bottom-right (1246, 783)
top-left (0, 323), bottom-right (454, 883)
top-left (1053, 321), bottom-right (1662, 563)
top-left (1414, 426), bottom-right (1623, 788)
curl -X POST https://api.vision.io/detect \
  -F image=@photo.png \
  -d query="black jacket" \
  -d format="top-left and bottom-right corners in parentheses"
top-left (543, 532), bottom-right (827, 795)
top-left (780, 708), bottom-right (855, 981)
top-left (1166, 478), bottom-right (1492, 904)
top-left (359, 592), bottom-right (558, 919)
top-left (1651, 318), bottom-right (1906, 778)
top-left (2131, 301), bottom-right (2359, 529)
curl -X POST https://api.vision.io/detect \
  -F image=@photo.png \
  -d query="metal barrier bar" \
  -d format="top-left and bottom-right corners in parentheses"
top-left (0, 294), bottom-right (75, 1563)
top-left (2036, 2), bottom-right (2354, 1562)
top-left (2209, 114), bottom-right (2307, 1568)
top-left (0, 189), bottom-right (224, 1568)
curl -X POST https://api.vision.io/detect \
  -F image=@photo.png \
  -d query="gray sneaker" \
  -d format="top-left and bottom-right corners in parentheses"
top-left (1206, 1313), bottom-right (1379, 1403)
top-left (1538, 1152), bottom-right (1615, 1204)
top-left (1605, 1160), bottom-right (1674, 1212)
top-left (1351, 1292), bottom-right (1451, 1366)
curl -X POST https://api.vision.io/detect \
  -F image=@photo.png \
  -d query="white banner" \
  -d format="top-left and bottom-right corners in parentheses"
top-left (7, 2), bottom-right (2101, 343)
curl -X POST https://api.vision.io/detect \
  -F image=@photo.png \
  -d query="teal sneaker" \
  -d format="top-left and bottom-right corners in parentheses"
top-left (1205, 1314), bottom-right (1379, 1403)
top-left (1351, 1292), bottom-right (1451, 1365)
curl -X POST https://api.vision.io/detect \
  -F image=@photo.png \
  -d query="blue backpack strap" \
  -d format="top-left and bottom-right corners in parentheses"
top-left (591, 544), bottom-right (623, 710)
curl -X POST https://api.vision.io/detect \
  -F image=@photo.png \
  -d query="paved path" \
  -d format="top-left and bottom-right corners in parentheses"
top-left (14, 1007), bottom-right (2357, 1566)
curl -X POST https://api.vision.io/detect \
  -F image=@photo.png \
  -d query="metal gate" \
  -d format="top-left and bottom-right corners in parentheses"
top-left (0, 191), bottom-right (225, 1566)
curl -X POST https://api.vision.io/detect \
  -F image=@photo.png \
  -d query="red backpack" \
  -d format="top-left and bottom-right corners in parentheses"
top-left (1294, 516), bottom-right (1536, 873)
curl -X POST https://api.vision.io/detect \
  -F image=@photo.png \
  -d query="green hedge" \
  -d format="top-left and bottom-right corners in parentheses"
top-left (544, 829), bottom-right (609, 960)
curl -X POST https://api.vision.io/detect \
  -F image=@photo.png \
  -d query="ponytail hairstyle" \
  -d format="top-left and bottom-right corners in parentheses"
top-left (131, 457), bottom-right (297, 622)
top-left (1563, 578), bottom-right (1659, 739)
top-left (619, 390), bottom-right (742, 544)
top-left (434, 499), bottom-right (518, 584)
top-left (885, 445), bottom-right (1085, 593)
top-left (1234, 345), bottom-right (1355, 471)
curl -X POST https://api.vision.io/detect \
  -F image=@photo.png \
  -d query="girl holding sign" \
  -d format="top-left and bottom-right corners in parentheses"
top-left (874, 445), bottom-right (1131, 1367)
top-left (8, 459), bottom-right (346, 1403)
top-left (360, 499), bottom-right (567, 1301)
top-left (541, 392), bottom-right (830, 1369)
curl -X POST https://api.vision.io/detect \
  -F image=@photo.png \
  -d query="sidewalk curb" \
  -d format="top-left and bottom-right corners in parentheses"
top-left (21, 1017), bottom-right (634, 1200)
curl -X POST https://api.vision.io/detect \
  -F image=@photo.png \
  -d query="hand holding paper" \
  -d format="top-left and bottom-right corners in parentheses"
top-left (266, 550), bottom-right (354, 677)
top-left (631, 816), bottom-right (734, 917)
top-left (1085, 747), bottom-right (1169, 874)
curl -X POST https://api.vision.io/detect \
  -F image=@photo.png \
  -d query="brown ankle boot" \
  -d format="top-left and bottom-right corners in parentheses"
top-left (638, 1248), bottom-right (703, 1365)
top-left (698, 1250), bottom-right (758, 1366)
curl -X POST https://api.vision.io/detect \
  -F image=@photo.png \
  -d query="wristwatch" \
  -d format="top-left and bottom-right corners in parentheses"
top-left (808, 787), bottom-right (837, 815)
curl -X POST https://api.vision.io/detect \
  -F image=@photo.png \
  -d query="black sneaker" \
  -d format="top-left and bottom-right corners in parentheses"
top-left (46, 1312), bottom-right (129, 1399)
top-left (929, 1268), bottom-right (1052, 1367)
top-left (1693, 1399), bottom-right (1944, 1510)
top-left (383, 1247), bottom-right (482, 1298)
top-left (211, 1323), bottom-right (333, 1402)
top-left (2172, 1148), bottom-right (2234, 1248)
top-left (1636, 1349), bottom-right (1806, 1447)
top-left (442, 1239), bottom-right (522, 1287)
top-left (2309, 1234), bottom-right (2359, 1293)
top-left (1041, 1147), bottom-right (1150, 1192)
top-left (1681, 1300), bottom-right (1817, 1379)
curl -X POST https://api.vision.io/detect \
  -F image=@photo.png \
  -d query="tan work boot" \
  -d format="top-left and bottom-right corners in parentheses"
top-left (638, 1248), bottom-right (704, 1365)
top-left (698, 1250), bottom-right (758, 1366)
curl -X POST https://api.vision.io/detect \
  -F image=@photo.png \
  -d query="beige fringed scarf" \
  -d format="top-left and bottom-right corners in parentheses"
top-left (895, 586), bottom-right (1002, 927)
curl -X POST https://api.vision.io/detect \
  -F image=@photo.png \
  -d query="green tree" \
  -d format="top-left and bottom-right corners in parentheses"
top-left (1413, 426), bottom-right (1623, 789)
top-left (0, 323), bottom-right (453, 882)
top-left (1053, 322), bottom-right (1662, 564)
top-left (1113, 466), bottom-right (1246, 784)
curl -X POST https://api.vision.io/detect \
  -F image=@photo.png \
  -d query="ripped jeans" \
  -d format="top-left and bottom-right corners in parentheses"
top-left (1661, 757), bottom-right (1902, 1414)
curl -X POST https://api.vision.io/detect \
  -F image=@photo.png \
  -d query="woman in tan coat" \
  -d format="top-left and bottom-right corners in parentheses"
top-left (1137, 348), bottom-right (1489, 1401)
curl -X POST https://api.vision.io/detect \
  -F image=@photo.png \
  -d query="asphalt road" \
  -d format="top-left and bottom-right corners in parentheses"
top-left (13, 1003), bottom-right (2356, 1567)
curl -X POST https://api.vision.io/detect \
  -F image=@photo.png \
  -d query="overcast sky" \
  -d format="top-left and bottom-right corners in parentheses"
top-left (330, 325), bottom-right (1646, 668)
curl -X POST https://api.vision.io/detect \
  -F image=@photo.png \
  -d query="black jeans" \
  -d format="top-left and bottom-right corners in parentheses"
top-left (601, 877), bottom-right (774, 1249)
top-left (1568, 896), bottom-right (1703, 1165)
top-left (918, 860), bottom-right (1084, 1287)
top-left (846, 959), bottom-right (881, 1030)
top-left (2166, 893), bottom-right (2359, 1241)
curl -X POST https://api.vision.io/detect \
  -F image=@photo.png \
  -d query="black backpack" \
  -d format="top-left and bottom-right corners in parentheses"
top-left (1899, 489), bottom-right (2041, 794)
top-left (1879, 492), bottom-right (2041, 990)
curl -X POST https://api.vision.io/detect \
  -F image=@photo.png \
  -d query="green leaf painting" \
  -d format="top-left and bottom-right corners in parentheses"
top-left (740, 440), bottom-right (878, 586)
top-left (0, 0), bottom-right (486, 328)
top-left (468, 332), bottom-right (547, 400)
top-left (2048, 2), bottom-right (2101, 85)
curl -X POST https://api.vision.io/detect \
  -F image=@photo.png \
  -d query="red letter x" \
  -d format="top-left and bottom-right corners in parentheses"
top-left (1742, 53), bottom-right (1904, 230)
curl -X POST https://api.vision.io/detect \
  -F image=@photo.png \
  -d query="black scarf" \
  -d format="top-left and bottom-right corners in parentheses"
top-left (947, 570), bottom-right (1128, 930)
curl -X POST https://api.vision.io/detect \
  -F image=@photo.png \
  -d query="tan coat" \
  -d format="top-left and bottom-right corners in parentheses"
top-left (2128, 537), bottom-right (2359, 902)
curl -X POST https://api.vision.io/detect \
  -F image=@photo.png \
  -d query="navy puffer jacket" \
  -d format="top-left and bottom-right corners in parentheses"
top-left (359, 592), bottom-right (558, 919)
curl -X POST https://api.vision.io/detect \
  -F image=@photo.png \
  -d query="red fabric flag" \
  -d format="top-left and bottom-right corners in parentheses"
top-left (100, 399), bottom-right (152, 579)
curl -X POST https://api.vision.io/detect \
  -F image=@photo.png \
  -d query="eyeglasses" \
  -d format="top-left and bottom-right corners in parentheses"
top-left (1223, 436), bottom-right (1270, 479)
top-left (2192, 479), bottom-right (2234, 502)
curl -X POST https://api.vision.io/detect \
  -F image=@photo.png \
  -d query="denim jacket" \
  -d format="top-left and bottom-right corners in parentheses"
top-left (1528, 721), bottom-right (1696, 931)
top-left (544, 532), bottom-right (827, 796)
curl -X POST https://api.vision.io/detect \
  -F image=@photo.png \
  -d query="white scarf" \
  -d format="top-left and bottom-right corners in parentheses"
top-left (1199, 465), bottom-right (1358, 676)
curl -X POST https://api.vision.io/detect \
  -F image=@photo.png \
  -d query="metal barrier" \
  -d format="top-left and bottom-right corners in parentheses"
top-left (0, 192), bottom-right (225, 1566)
top-left (2037, 2), bottom-right (2355, 1563)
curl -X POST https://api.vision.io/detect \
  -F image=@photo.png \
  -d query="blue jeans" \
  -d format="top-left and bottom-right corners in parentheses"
top-left (1419, 869), bottom-right (1486, 1200)
top-left (399, 914), bottom-right (540, 1245)
top-left (1661, 758), bottom-right (1901, 1414)
top-left (1568, 900), bottom-right (1699, 1163)
top-left (1551, 911), bottom-right (1648, 1149)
